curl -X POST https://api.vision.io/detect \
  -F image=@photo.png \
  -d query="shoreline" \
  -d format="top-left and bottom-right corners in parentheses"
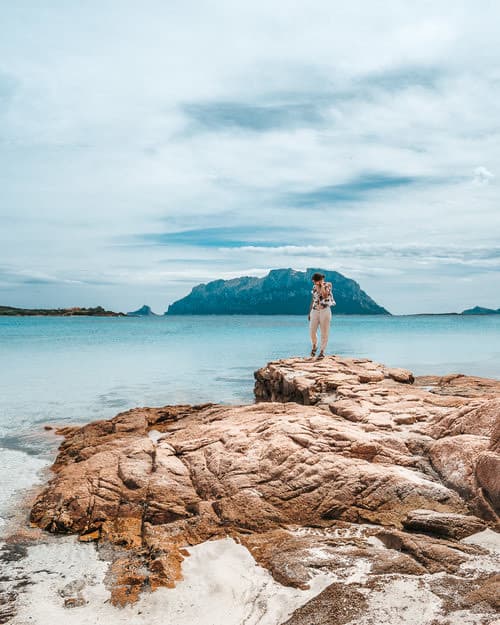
top-left (4, 354), bottom-right (498, 624)
top-left (2, 311), bottom-right (500, 317)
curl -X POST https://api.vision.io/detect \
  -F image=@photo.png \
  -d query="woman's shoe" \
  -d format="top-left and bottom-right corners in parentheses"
top-left (310, 346), bottom-right (317, 357)
top-left (318, 351), bottom-right (325, 359)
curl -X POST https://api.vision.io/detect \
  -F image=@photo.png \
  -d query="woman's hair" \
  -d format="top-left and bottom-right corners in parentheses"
top-left (311, 272), bottom-right (325, 282)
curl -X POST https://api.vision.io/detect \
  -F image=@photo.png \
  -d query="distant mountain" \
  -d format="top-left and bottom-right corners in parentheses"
top-left (126, 305), bottom-right (157, 317)
top-left (461, 306), bottom-right (500, 315)
top-left (0, 305), bottom-right (124, 317)
top-left (165, 268), bottom-right (390, 315)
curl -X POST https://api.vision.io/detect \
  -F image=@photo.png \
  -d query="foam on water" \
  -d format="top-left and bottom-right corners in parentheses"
top-left (0, 448), bottom-right (48, 534)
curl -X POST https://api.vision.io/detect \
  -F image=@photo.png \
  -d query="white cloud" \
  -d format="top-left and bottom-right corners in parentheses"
top-left (473, 166), bottom-right (494, 185)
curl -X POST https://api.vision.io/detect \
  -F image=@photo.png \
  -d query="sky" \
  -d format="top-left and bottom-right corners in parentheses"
top-left (0, 1), bottom-right (499, 314)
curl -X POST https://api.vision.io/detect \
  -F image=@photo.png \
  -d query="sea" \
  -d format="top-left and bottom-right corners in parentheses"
top-left (1, 313), bottom-right (500, 532)
top-left (0, 313), bottom-right (499, 621)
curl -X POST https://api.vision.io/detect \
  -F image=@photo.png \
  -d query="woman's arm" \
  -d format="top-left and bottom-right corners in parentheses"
top-left (319, 282), bottom-right (332, 297)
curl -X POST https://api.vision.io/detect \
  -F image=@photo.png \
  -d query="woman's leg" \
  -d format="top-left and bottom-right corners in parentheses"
top-left (319, 307), bottom-right (332, 353)
top-left (309, 309), bottom-right (320, 349)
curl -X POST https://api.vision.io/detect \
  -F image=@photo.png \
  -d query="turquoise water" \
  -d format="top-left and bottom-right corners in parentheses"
top-left (1, 314), bottom-right (499, 435)
top-left (0, 314), bottom-right (499, 528)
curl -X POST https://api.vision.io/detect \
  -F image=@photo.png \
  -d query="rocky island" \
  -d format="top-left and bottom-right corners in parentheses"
top-left (126, 305), bottom-right (158, 317)
top-left (165, 268), bottom-right (390, 315)
top-left (461, 306), bottom-right (500, 315)
top-left (24, 355), bottom-right (499, 623)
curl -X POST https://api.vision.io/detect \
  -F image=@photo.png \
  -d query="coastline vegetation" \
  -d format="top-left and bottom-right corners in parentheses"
top-left (0, 305), bottom-right (124, 317)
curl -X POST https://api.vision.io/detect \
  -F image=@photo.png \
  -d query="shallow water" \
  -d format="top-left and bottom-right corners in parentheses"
top-left (1, 313), bottom-right (499, 528)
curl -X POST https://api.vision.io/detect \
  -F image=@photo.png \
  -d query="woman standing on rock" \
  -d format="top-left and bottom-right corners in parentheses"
top-left (308, 272), bottom-right (335, 358)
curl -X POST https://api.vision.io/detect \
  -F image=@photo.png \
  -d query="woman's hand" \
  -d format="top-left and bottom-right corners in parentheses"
top-left (319, 281), bottom-right (331, 296)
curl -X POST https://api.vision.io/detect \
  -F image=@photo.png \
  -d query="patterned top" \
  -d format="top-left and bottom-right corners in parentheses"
top-left (311, 282), bottom-right (335, 310)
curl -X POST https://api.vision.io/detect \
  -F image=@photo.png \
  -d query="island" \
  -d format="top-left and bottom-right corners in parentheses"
top-left (126, 305), bottom-right (158, 317)
top-left (165, 267), bottom-right (390, 315)
top-left (0, 305), bottom-right (125, 316)
top-left (461, 306), bottom-right (500, 315)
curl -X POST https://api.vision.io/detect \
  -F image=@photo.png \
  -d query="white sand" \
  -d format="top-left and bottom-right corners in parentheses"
top-left (353, 528), bottom-right (500, 625)
top-left (11, 536), bottom-right (335, 625)
top-left (462, 528), bottom-right (500, 553)
top-left (8, 526), bottom-right (500, 624)
top-left (460, 528), bottom-right (500, 574)
top-left (356, 577), bottom-right (443, 625)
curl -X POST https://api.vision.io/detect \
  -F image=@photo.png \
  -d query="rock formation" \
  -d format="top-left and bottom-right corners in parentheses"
top-left (126, 305), bottom-right (157, 316)
top-left (165, 268), bottom-right (390, 315)
top-left (29, 356), bottom-right (500, 622)
top-left (255, 357), bottom-right (500, 521)
top-left (461, 306), bottom-right (500, 315)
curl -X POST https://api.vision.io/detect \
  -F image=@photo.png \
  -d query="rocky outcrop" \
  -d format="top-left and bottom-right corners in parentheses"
top-left (461, 306), bottom-right (500, 315)
top-left (255, 356), bottom-right (500, 521)
top-left (402, 509), bottom-right (486, 540)
top-left (29, 356), bottom-right (500, 622)
top-left (165, 267), bottom-right (390, 315)
top-left (126, 305), bottom-right (157, 316)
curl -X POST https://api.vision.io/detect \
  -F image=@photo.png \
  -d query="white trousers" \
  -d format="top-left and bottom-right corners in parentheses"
top-left (309, 307), bottom-right (332, 352)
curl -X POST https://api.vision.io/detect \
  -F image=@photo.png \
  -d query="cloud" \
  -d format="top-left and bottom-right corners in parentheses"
top-left (355, 65), bottom-right (445, 92)
top-left (473, 166), bottom-right (494, 186)
top-left (133, 226), bottom-right (306, 248)
top-left (0, 268), bottom-right (83, 288)
top-left (0, 70), bottom-right (18, 114)
top-left (1, 1), bottom-right (500, 313)
top-left (219, 242), bottom-right (500, 264)
top-left (179, 66), bottom-right (447, 137)
top-left (182, 101), bottom-right (325, 132)
top-left (284, 173), bottom-right (424, 206)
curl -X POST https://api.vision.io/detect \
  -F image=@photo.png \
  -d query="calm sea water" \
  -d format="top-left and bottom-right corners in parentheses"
top-left (1, 314), bottom-right (500, 529)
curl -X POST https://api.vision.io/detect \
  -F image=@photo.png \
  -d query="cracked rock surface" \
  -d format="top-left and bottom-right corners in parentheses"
top-left (29, 356), bottom-right (500, 623)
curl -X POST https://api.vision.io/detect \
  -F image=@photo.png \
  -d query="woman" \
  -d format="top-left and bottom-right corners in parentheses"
top-left (308, 272), bottom-right (335, 358)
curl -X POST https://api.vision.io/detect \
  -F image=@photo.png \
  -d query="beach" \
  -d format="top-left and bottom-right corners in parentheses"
top-left (1, 315), bottom-right (499, 624)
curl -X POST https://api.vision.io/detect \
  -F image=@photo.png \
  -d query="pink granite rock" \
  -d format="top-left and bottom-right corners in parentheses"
top-left (29, 356), bottom-right (500, 621)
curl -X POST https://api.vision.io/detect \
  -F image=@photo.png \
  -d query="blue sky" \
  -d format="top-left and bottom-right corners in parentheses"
top-left (0, 1), bottom-right (499, 314)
